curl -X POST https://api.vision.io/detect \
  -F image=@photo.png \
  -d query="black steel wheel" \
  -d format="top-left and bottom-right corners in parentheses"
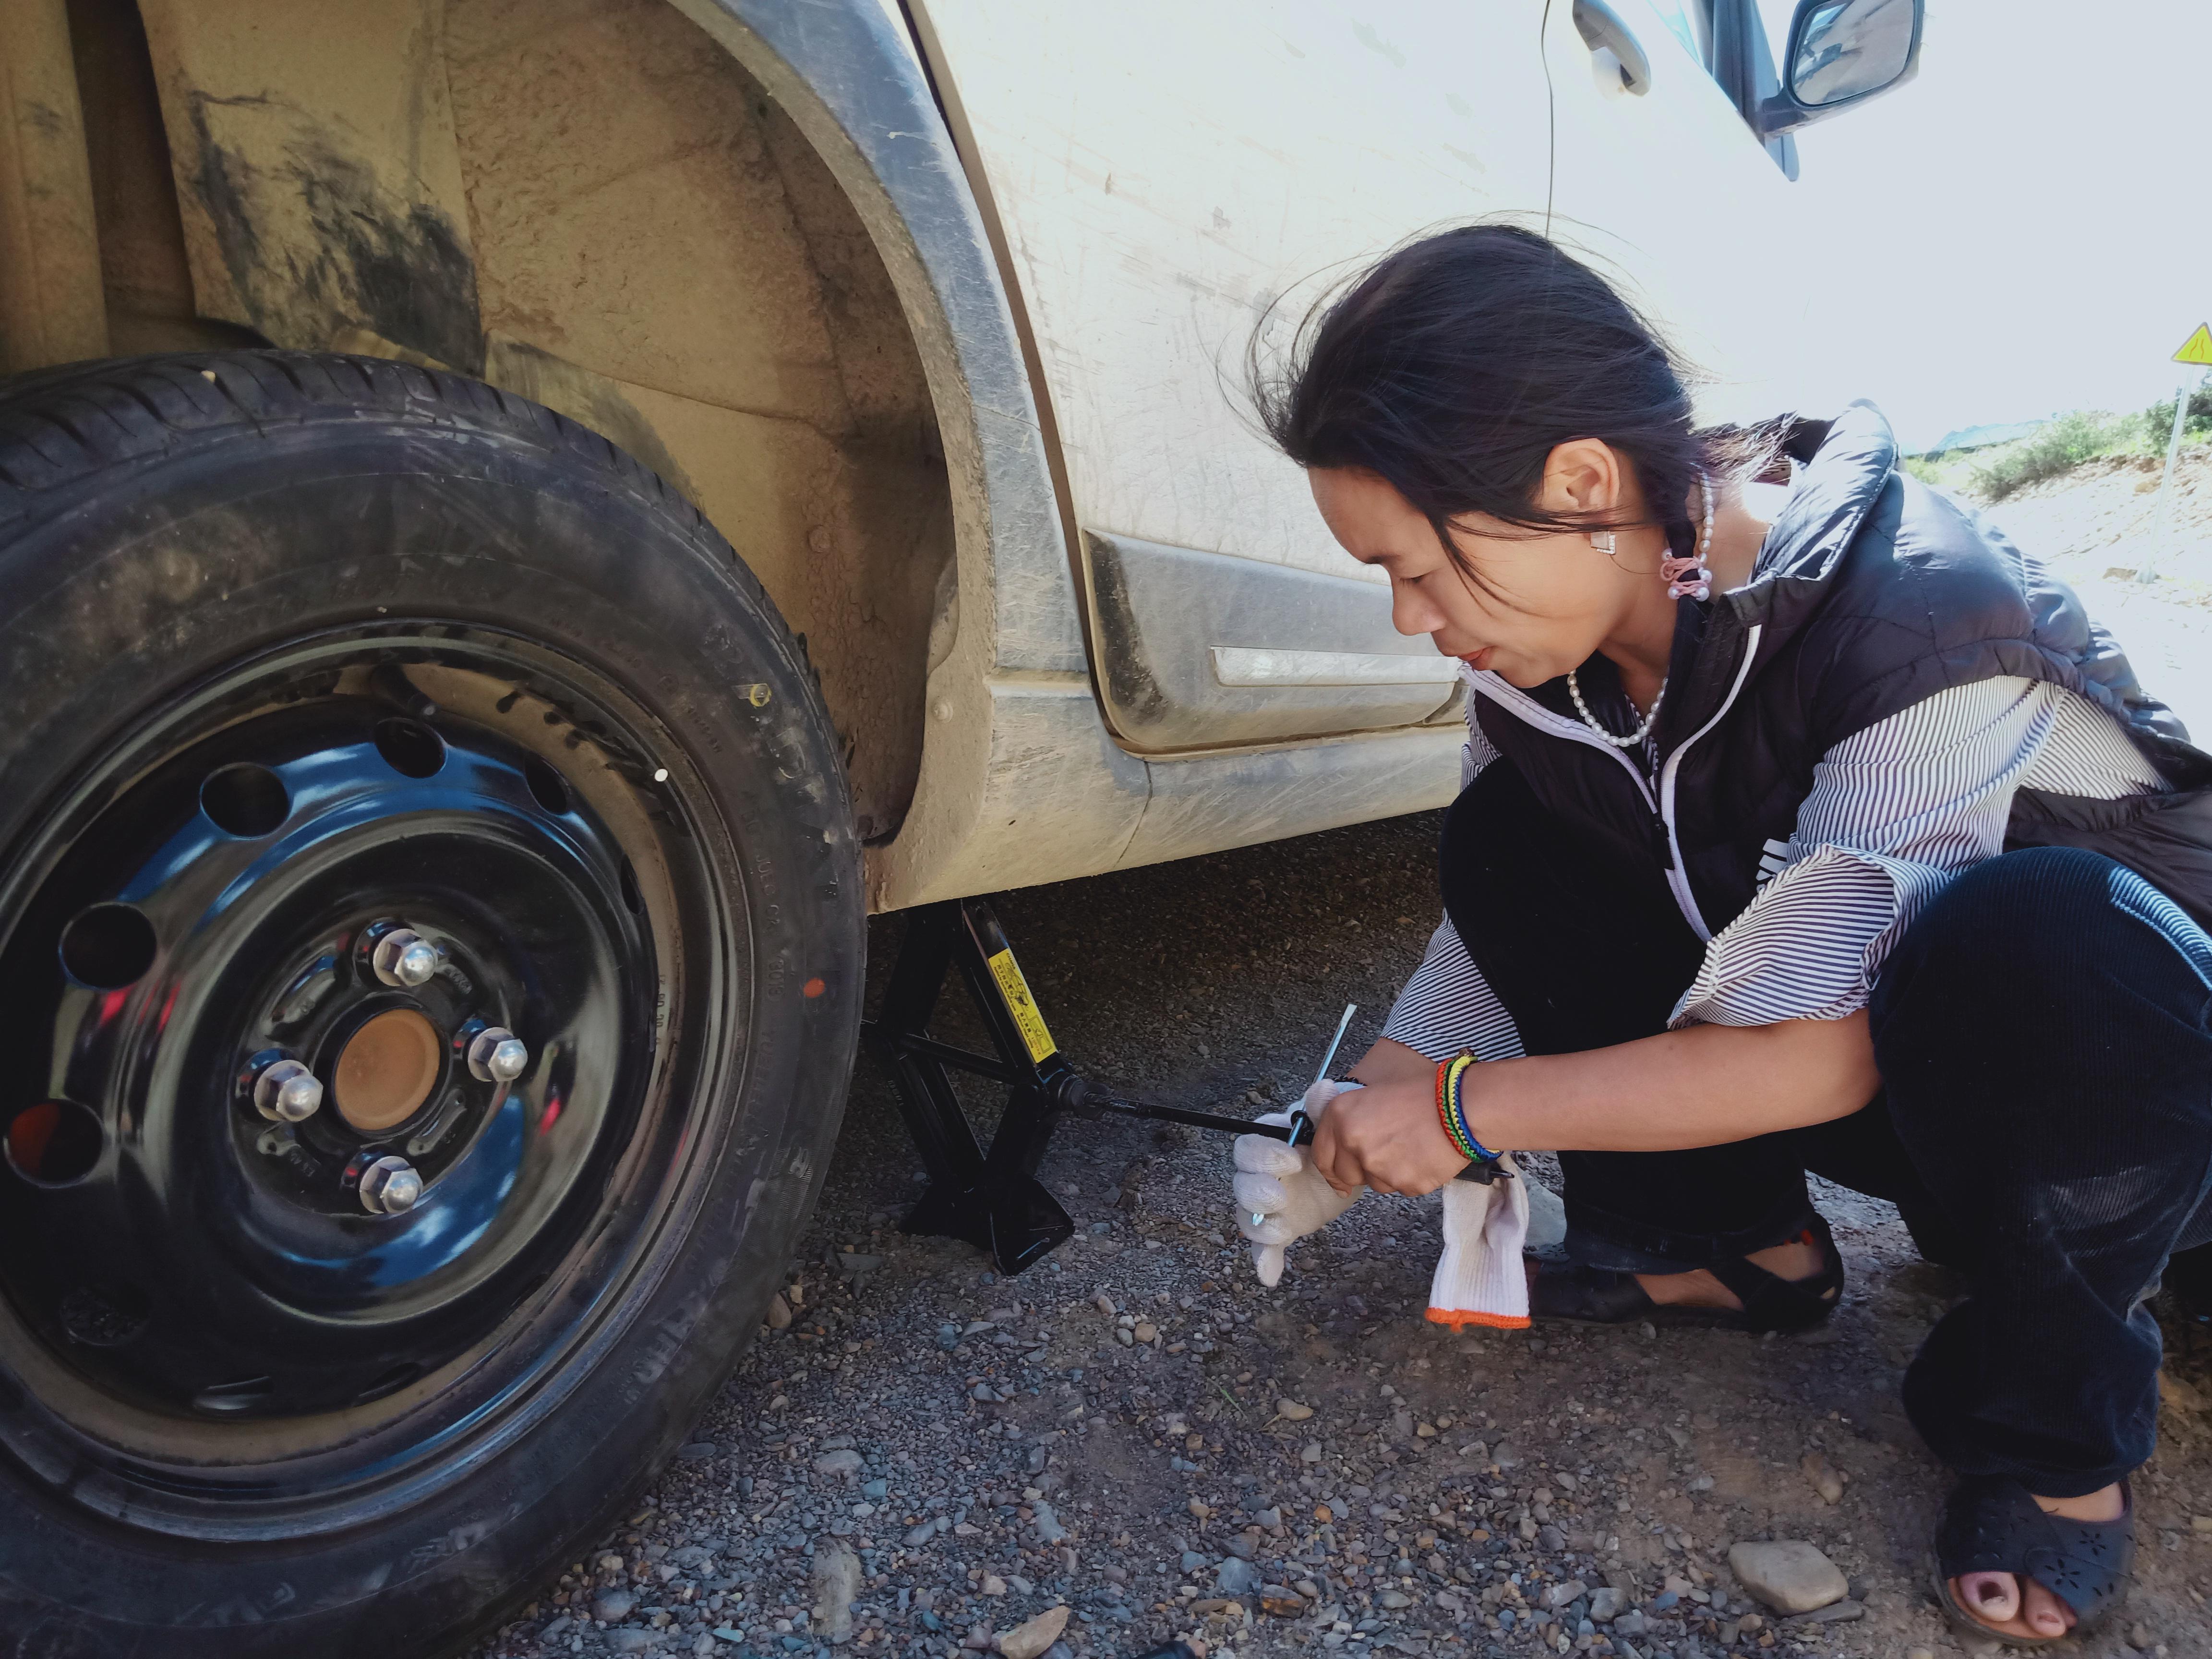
top-left (0, 353), bottom-right (863, 1654)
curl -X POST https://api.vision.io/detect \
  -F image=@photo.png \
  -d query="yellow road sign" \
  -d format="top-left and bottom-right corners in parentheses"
top-left (2177, 324), bottom-right (2212, 367)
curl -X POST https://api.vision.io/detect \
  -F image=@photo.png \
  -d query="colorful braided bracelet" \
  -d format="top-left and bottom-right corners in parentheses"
top-left (1434, 1052), bottom-right (1502, 1166)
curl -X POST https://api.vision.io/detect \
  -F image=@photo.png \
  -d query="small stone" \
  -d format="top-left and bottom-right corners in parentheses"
top-left (997, 1605), bottom-right (1070, 1659)
top-left (861, 1478), bottom-right (889, 1500)
top-left (1251, 1506), bottom-right (1282, 1529)
top-left (1031, 1501), bottom-right (1068, 1544)
top-left (1728, 1540), bottom-right (1849, 1615)
top-left (1377, 1590), bottom-right (1412, 1609)
top-left (1544, 1580), bottom-right (1587, 1611)
top-left (1687, 1473), bottom-right (1715, 1492)
top-left (607, 1633), bottom-right (656, 1655)
top-left (811, 1544), bottom-right (861, 1641)
top-left (1300, 1440), bottom-right (1323, 1463)
top-left (813, 1448), bottom-right (864, 1478)
top-left (937, 1323), bottom-right (962, 1351)
top-left (1800, 1452), bottom-right (1845, 1505)
top-left (2195, 1515), bottom-right (2212, 1533)
top-left (591, 1587), bottom-right (637, 1623)
top-left (903, 1521), bottom-right (939, 1549)
top-left (1415, 1422), bottom-right (1437, 1438)
top-left (2129, 1623), bottom-right (2154, 1651)
top-left (1788, 1599), bottom-right (1864, 1626)
top-left (1260, 1586), bottom-right (1305, 1616)
top-left (1133, 1322), bottom-right (1158, 1343)
top-left (971, 1382), bottom-right (1002, 1403)
top-left (981, 1574), bottom-right (1008, 1597)
top-left (766, 1292), bottom-right (793, 1329)
top-left (833, 1252), bottom-right (882, 1277)
top-left (677, 1441), bottom-right (719, 1462)
top-left (1180, 1551), bottom-right (1207, 1572)
top-left (1115, 1327), bottom-right (1134, 1346)
top-left (1588, 1587), bottom-right (1623, 1622)
top-left (1277, 1399), bottom-right (1315, 1421)
top-left (1215, 1557), bottom-right (1262, 1596)
top-left (1094, 1294), bottom-right (1115, 1316)
top-left (690, 1637), bottom-right (718, 1659)
top-left (1491, 1440), bottom-right (1522, 1468)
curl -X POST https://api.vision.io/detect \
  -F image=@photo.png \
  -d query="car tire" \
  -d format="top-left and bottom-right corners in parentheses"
top-left (0, 351), bottom-right (862, 1655)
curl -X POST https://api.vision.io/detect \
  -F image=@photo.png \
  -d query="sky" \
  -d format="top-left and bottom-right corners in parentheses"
top-left (1767, 0), bottom-right (2212, 452)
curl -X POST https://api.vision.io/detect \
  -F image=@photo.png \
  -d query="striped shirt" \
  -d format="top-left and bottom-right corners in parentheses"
top-left (1378, 672), bottom-right (2164, 1061)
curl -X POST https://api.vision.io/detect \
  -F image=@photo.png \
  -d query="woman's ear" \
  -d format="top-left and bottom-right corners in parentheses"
top-left (1539, 439), bottom-right (1624, 522)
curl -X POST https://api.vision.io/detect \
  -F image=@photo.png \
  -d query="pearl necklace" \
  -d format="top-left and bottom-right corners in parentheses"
top-left (1568, 663), bottom-right (1664, 747)
top-left (1566, 472), bottom-right (1715, 749)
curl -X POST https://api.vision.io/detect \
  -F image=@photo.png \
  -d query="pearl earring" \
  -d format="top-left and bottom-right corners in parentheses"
top-left (1659, 472), bottom-right (1716, 601)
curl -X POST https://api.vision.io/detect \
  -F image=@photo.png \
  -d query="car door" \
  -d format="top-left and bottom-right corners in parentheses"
top-left (908, 0), bottom-right (1810, 753)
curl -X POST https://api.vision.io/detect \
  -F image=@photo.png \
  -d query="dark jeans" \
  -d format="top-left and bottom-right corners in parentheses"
top-left (1439, 762), bottom-right (2212, 1495)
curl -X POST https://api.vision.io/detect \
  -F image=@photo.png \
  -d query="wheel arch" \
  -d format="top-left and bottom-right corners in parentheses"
top-left (10, 0), bottom-right (1086, 879)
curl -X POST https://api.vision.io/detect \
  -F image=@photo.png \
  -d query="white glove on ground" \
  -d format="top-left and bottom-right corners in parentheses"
top-left (1233, 1078), bottom-right (1364, 1287)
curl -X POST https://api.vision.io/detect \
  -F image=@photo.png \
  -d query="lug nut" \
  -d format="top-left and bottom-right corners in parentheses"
top-left (468, 1025), bottom-right (529, 1084)
top-left (371, 927), bottom-right (440, 988)
top-left (253, 1058), bottom-right (324, 1123)
top-left (359, 1154), bottom-right (422, 1214)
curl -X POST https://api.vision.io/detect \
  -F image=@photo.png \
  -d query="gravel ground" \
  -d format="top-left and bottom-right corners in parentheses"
top-left (469, 802), bottom-right (2212, 1659)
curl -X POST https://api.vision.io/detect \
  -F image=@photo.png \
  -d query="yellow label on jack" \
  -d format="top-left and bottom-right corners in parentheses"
top-left (986, 947), bottom-right (1057, 1064)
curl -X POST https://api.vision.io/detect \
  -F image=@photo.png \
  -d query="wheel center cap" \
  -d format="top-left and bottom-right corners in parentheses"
top-left (334, 1009), bottom-right (443, 1133)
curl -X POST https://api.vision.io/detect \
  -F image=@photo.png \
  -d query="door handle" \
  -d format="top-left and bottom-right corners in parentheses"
top-left (1572, 0), bottom-right (1654, 95)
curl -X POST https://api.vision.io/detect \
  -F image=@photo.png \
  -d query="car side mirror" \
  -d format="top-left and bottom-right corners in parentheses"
top-left (1762, 0), bottom-right (1923, 134)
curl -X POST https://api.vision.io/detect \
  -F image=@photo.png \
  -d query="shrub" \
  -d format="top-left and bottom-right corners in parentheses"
top-left (2142, 384), bottom-right (2212, 452)
top-left (1968, 410), bottom-right (2144, 501)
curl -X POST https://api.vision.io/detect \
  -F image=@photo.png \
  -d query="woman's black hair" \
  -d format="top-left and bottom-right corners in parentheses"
top-left (1249, 223), bottom-right (1806, 574)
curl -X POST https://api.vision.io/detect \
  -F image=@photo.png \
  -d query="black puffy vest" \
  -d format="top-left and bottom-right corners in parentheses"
top-left (1467, 402), bottom-right (2212, 943)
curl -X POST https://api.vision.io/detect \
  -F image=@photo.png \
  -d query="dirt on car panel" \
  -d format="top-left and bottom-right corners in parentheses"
top-left (186, 94), bottom-right (482, 374)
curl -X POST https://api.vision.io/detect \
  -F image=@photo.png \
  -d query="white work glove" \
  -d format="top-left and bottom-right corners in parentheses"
top-left (1233, 1078), bottom-right (1365, 1287)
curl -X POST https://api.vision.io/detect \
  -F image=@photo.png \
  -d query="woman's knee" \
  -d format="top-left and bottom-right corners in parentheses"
top-left (1878, 847), bottom-right (2204, 1006)
top-left (1872, 847), bottom-right (2212, 1132)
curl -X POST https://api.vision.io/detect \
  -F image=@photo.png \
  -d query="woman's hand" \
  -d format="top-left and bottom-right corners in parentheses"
top-left (1233, 1081), bottom-right (1364, 1286)
top-left (1310, 1077), bottom-right (1471, 1196)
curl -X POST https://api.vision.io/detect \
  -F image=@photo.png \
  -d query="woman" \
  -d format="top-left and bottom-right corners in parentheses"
top-left (1230, 224), bottom-right (2212, 1648)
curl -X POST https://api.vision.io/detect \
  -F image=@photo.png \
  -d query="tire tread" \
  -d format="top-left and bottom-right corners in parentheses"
top-left (0, 348), bottom-right (798, 680)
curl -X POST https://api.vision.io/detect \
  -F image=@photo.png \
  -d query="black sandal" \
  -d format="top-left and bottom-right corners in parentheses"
top-left (1933, 1475), bottom-right (2134, 1647)
top-left (1529, 1214), bottom-right (1843, 1334)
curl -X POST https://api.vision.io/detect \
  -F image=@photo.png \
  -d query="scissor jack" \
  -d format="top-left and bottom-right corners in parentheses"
top-left (864, 899), bottom-right (1319, 1275)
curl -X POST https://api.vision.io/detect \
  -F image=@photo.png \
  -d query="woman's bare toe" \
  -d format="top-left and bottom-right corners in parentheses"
top-left (1950, 1571), bottom-right (2078, 1641)
top-left (1956, 1571), bottom-right (2019, 1629)
top-left (2020, 1579), bottom-right (2075, 1637)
